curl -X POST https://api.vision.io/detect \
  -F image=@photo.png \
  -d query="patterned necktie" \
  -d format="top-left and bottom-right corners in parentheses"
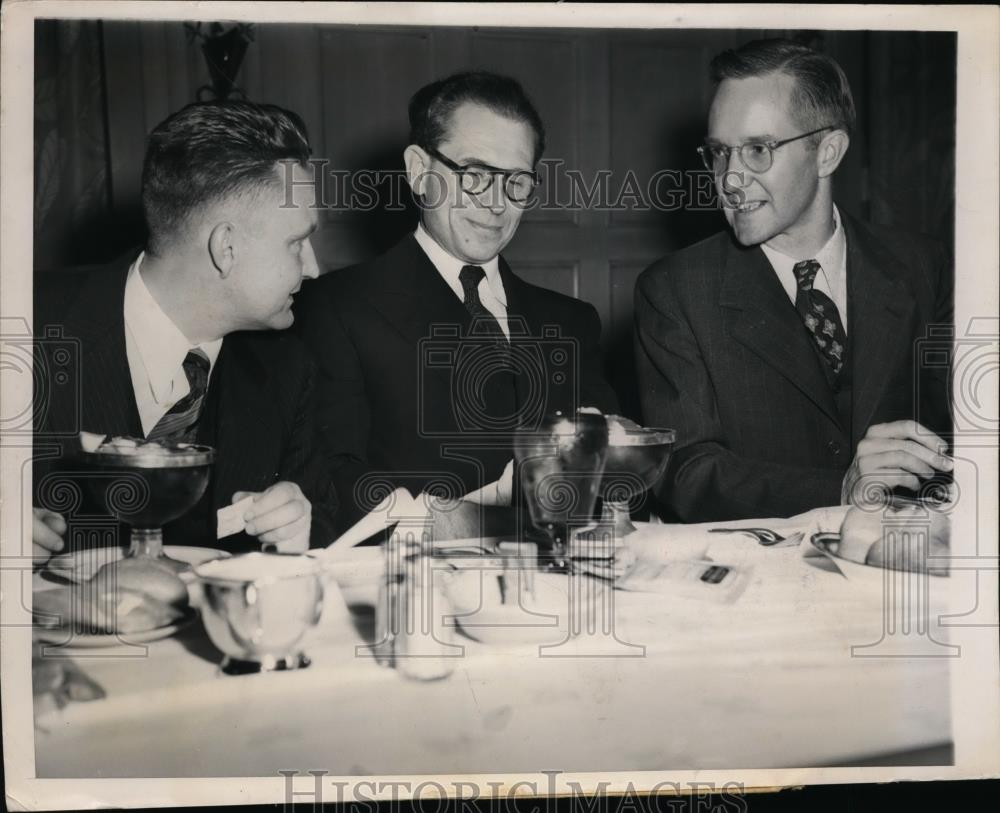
top-left (147, 348), bottom-right (210, 443)
top-left (793, 259), bottom-right (847, 375)
top-left (459, 265), bottom-right (508, 344)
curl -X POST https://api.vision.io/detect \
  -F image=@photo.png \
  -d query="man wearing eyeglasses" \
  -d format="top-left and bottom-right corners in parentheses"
top-left (635, 39), bottom-right (952, 522)
top-left (296, 71), bottom-right (618, 531)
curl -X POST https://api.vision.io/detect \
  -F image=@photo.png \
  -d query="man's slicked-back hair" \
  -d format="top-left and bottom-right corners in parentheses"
top-left (710, 38), bottom-right (856, 137)
top-left (408, 71), bottom-right (546, 164)
top-left (141, 100), bottom-right (311, 253)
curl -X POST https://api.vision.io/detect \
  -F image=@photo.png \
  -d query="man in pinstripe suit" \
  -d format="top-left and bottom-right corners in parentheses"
top-left (31, 101), bottom-right (337, 564)
top-left (635, 39), bottom-right (953, 522)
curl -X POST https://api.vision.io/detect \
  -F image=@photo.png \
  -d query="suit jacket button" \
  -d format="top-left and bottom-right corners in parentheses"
top-left (827, 440), bottom-right (842, 455)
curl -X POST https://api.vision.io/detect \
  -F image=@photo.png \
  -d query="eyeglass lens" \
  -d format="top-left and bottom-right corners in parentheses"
top-left (459, 168), bottom-right (535, 202)
top-left (701, 144), bottom-right (772, 174)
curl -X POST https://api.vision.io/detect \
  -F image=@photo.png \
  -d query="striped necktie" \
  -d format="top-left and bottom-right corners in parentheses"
top-left (793, 259), bottom-right (847, 375)
top-left (147, 348), bottom-right (210, 443)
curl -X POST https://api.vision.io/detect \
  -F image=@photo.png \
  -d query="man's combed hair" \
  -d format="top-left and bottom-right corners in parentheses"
top-left (141, 100), bottom-right (311, 253)
top-left (710, 38), bottom-right (856, 137)
top-left (408, 71), bottom-right (546, 164)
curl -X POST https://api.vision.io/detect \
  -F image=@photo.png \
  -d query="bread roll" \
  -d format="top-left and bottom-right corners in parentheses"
top-left (33, 582), bottom-right (185, 634)
top-left (94, 557), bottom-right (188, 607)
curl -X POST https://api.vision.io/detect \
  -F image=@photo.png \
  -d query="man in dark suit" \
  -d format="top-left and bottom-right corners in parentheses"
top-left (635, 39), bottom-right (953, 523)
top-left (32, 101), bottom-right (337, 564)
top-left (296, 72), bottom-right (618, 531)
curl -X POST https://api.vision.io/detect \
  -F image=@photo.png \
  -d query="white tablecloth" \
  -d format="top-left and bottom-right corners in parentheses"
top-left (33, 507), bottom-right (954, 777)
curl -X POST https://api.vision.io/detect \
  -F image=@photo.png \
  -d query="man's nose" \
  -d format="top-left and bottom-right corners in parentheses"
top-left (300, 238), bottom-right (320, 279)
top-left (484, 177), bottom-right (508, 214)
top-left (721, 150), bottom-right (749, 187)
top-left (719, 153), bottom-right (750, 200)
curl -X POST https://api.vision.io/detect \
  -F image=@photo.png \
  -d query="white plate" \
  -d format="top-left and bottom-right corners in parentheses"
top-left (46, 545), bottom-right (231, 585)
top-left (33, 608), bottom-right (197, 649)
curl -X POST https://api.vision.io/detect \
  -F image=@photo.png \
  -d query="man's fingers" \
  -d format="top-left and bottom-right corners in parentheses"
top-left (865, 420), bottom-right (949, 453)
top-left (32, 516), bottom-right (65, 553)
top-left (32, 543), bottom-right (57, 567)
top-left (43, 512), bottom-right (67, 536)
top-left (861, 451), bottom-right (933, 478)
top-left (861, 447), bottom-right (949, 477)
top-left (857, 437), bottom-right (952, 472)
top-left (257, 516), bottom-right (311, 545)
top-left (41, 510), bottom-right (66, 536)
top-left (243, 482), bottom-right (301, 521)
top-left (33, 507), bottom-right (67, 534)
top-left (259, 529), bottom-right (311, 554)
top-left (246, 498), bottom-right (309, 536)
top-left (849, 470), bottom-right (921, 502)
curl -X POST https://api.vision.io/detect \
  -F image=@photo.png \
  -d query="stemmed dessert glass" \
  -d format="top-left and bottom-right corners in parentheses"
top-left (82, 443), bottom-right (215, 573)
top-left (600, 426), bottom-right (676, 537)
top-left (513, 411), bottom-right (609, 571)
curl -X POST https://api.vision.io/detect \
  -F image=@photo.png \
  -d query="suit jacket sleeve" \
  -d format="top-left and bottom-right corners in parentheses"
top-left (279, 353), bottom-right (340, 548)
top-left (294, 283), bottom-right (373, 533)
top-left (921, 238), bottom-right (954, 444)
top-left (634, 270), bottom-right (842, 522)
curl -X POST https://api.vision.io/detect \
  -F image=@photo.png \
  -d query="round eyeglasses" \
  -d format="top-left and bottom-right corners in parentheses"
top-left (697, 126), bottom-right (834, 175)
top-left (425, 146), bottom-right (540, 203)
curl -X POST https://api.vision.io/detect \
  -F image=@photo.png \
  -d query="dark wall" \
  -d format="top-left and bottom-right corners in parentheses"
top-left (33, 21), bottom-right (956, 416)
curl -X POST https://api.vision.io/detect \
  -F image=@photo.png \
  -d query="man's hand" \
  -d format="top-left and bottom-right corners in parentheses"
top-left (231, 482), bottom-right (311, 553)
top-left (842, 420), bottom-right (953, 506)
top-left (33, 507), bottom-right (66, 567)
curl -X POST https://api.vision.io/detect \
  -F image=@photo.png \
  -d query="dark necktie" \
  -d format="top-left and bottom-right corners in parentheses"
top-left (147, 348), bottom-right (210, 443)
top-left (457, 264), bottom-right (519, 432)
top-left (459, 265), bottom-right (507, 344)
top-left (793, 259), bottom-right (847, 375)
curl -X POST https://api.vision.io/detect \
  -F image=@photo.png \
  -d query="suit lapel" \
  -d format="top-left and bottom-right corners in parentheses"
top-left (843, 214), bottom-right (917, 447)
top-left (62, 257), bottom-right (143, 436)
top-left (370, 235), bottom-right (471, 346)
top-left (720, 240), bottom-right (842, 427)
top-left (500, 259), bottom-right (543, 339)
top-left (500, 259), bottom-right (574, 421)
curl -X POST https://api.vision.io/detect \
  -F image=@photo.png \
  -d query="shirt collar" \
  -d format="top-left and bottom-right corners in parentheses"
top-left (124, 252), bottom-right (223, 404)
top-left (760, 205), bottom-right (846, 284)
top-left (414, 223), bottom-right (506, 306)
top-left (814, 205), bottom-right (846, 281)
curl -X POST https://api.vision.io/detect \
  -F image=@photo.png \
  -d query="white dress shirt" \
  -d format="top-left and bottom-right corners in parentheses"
top-left (760, 206), bottom-right (849, 334)
top-left (123, 253), bottom-right (223, 436)
top-left (414, 223), bottom-right (510, 339)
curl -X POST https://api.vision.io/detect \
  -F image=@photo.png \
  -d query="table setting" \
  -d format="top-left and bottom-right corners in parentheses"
top-left (30, 416), bottom-right (955, 776)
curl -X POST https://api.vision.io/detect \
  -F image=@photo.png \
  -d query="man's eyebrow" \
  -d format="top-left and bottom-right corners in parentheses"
top-left (288, 222), bottom-right (318, 243)
top-left (457, 155), bottom-right (532, 173)
top-left (706, 134), bottom-right (778, 144)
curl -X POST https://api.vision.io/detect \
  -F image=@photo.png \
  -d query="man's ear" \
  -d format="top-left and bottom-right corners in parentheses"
top-left (403, 144), bottom-right (432, 197)
top-left (207, 222), bottom-right (236, 278)
top-left (817, 129), bottom-right (850, 179)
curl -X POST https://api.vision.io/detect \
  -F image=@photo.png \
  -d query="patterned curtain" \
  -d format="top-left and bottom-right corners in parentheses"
top-left (34, 20), bottom-right (112, 270)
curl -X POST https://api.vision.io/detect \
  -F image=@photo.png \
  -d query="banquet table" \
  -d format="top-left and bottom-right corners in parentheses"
top-left (32, 507), bottom-right (954, 777)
